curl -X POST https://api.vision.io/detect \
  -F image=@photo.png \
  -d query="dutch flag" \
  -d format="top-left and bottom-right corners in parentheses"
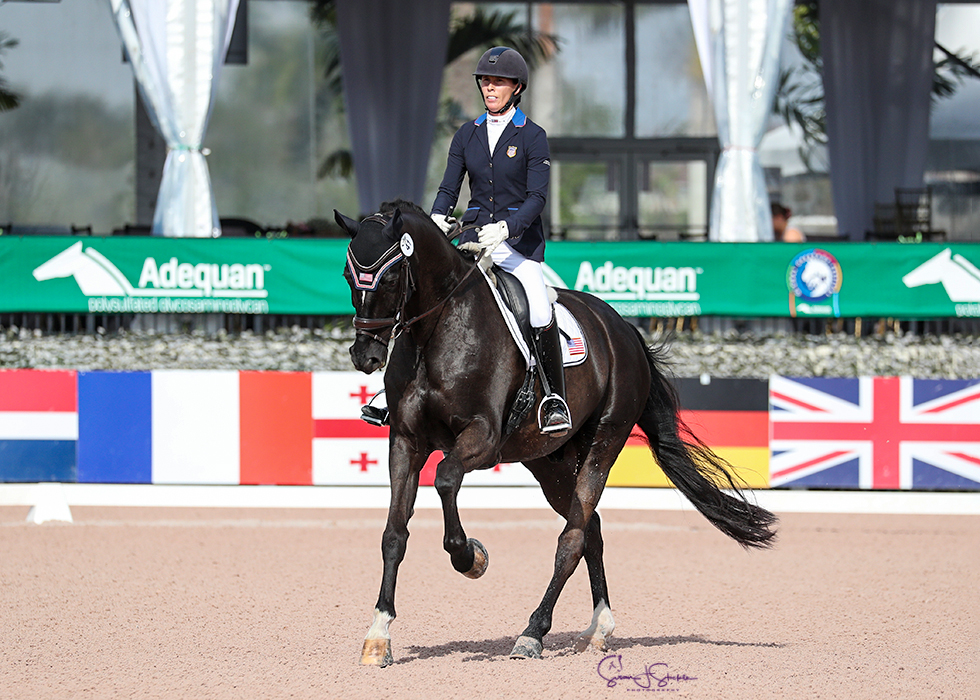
top-left (0, 370), bottom-right (78, 482)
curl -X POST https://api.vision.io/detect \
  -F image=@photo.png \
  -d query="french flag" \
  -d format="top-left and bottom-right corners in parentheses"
top-left (76, 370), bottom-right (313, 485)
top-left (0, 370), bottom-right (78, 482)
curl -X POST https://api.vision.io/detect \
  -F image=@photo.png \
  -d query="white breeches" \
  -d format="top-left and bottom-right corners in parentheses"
top-left (491, 242), bottom-right (553, 328)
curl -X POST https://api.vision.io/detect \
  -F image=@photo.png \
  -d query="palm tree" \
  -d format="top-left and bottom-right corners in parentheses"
top-left (309, 2), bottom-right (559, 178)
top-left (0, 33), bottom-right (22, 112)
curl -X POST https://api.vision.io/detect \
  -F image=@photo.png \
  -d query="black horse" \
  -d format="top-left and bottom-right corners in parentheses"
top-left (336, 199), bottom-right (776, 666)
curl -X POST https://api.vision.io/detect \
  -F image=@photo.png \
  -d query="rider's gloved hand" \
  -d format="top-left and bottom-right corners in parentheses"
top-left (430, 212), bottom-right (456, 235)
top-left (477, 221), bottom-right (509, 252)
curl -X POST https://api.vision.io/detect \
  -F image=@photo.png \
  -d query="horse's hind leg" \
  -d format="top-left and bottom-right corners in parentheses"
top-left (512, 431), bottom-right (627, 659)
top-left (509, 489), bottom-right (601, 659)
top-left (361, 439), bottom-right (426, 666)
top-left (575, 513), bottom-right (616, 652)
top-left (522, 459), bottom-right (616, 655)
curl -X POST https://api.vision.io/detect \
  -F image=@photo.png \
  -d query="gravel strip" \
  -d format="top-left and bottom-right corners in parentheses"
top-left (3, 324), bottom-right (979, 378)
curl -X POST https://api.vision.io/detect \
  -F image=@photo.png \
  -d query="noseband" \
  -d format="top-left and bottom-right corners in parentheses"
top-left (346, 213), bottom-right (484, 348)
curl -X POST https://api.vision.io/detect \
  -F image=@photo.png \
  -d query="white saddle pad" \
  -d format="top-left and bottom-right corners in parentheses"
top-left (480, 268), bottom-right (588, 368)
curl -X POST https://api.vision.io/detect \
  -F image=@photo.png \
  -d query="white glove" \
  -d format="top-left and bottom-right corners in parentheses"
top-left (430, 212), bottom-right (455, 235)
top-left (477, 221), bottom-right (509, 252)
top-left (457, 242), bottom-right (494, 271)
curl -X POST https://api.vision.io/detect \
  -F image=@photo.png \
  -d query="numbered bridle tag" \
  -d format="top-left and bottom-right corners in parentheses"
top-left (400, 232), bottom-right (415, 257)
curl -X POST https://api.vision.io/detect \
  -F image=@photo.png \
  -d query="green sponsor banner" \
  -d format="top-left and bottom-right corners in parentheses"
top-left (0, 236), bottom-right (352, 315)
top-left (544, 241), bottom-right (980, 319)
top-left (2, 237), bottom-right (979, 317)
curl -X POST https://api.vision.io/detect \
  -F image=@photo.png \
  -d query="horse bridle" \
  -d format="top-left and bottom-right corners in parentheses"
top-left (347, 215), bottom-right (484, 348)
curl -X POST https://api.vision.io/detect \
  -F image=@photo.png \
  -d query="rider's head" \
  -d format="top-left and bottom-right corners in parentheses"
top-left (473, 47), bottom-right (528, 116)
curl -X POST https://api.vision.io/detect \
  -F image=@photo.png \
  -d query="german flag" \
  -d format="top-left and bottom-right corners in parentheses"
top-left (607, 378), bottom-right (770, 488)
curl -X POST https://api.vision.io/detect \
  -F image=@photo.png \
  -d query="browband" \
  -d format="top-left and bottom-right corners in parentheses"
top-left (347, 248), bottom-right (403, 291)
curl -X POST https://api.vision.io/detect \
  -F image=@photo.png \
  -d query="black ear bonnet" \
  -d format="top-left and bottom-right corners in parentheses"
top-left (345, 213), bottom-right (404, 292)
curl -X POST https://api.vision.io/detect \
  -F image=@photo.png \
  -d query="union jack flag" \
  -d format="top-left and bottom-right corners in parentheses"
top-left (769, 376), bottom-right (980, 490)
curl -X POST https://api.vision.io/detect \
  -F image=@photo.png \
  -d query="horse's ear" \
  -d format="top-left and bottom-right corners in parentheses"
top-left (384, 208), bottom-right (404, 242)
top-left (334, 210), bottom-right (360, 238)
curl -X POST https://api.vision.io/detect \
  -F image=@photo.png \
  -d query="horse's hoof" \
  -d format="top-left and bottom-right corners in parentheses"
top-left (574, 633), bottom-right (609, 653)
top-left (509, 635), bottom-right (543, 659)
top-left (360, 638), bottom-right (393, 667)
top-left (463, 538), bottom-right (489, 579)
top-left (575, 600), bottom-right (615, 653)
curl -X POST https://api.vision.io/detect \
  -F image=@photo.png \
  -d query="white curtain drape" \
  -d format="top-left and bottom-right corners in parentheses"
top-left (109, 0), bottom-right (239, 237)
top-left (690, 0), bottom-right (792, 242)
top-left (335, 0), bottom-right (451, 216)
top-left (822, 0), bottom-right (937, 240)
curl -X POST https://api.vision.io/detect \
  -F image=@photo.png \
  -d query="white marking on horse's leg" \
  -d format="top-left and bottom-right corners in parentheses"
top-left (575, 599), bottom-right (615, 653)
top-left (361, 608), bottom-right (394, 666)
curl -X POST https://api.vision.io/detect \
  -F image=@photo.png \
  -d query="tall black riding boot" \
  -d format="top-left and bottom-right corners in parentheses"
top-left (532, 317), bottom-right (572, 436)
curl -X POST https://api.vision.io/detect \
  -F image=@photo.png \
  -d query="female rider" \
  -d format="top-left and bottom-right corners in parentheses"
top-left (430, 46), bottom-right (571, 436)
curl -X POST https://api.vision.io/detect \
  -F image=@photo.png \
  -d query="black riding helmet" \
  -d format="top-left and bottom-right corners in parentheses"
top-left (473, 46), bottom-right (528, 113)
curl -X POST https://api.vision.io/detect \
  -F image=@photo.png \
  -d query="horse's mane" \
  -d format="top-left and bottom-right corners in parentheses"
top-left (378, 199), bottom-right (428, 219)
top-left (377, 198), bottom-right (475, 261)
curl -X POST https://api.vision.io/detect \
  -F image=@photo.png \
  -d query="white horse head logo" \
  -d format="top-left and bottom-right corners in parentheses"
top-left (32, 241), bottom-right (134, 296)
top-left (902, 248), bottom-right (980, 302)
top-left (800, 259), bottom-right (833, 299)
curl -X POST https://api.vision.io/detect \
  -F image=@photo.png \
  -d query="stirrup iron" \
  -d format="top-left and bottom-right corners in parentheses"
top-left (360, 390), bottom-right (389, 427)
top-left (538, 394), bottom-right (571, 435)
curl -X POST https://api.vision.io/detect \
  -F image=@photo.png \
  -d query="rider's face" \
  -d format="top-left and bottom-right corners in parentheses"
top-left (481, 76), bottom-right (520, 114)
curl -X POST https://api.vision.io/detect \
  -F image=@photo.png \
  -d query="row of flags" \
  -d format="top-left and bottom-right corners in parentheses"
top-left (1, 370), bottom-right (978, 490)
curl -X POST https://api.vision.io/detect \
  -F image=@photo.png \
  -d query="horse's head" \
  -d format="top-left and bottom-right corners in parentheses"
top-left (336, 206), bottom-right (414, 374)
top-left (902, 248), bottom-right (951, 289)
top-left (32, 241), bottom-right (85, 282)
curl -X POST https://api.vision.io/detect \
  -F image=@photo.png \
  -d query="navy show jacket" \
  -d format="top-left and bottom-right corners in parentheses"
top-left (431, 108), bottom-right (550, 262)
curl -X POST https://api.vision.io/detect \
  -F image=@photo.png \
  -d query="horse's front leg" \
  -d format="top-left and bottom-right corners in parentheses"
top-left (361, 437), bottom-right (427, 667)
top-left (433, 417), bottom-right (498, 578)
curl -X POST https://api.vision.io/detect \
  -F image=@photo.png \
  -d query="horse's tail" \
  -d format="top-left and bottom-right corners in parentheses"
top-left (632, 330), bottom-right (778, 549)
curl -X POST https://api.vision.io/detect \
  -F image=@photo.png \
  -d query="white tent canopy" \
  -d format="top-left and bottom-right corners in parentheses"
top-left (109, 0), bottom-right (239, 237)
top-left (690, 0), bottom-right (792, 242)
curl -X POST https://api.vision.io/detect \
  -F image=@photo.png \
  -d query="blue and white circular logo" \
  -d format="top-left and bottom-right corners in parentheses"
top-left (787, 249), bottom-right (842, 302)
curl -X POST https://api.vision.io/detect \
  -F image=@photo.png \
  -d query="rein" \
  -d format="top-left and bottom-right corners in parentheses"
top-left (351, 220), bottom-right (485, 348)
top-left (391, 247), bottom-right (484, 339)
